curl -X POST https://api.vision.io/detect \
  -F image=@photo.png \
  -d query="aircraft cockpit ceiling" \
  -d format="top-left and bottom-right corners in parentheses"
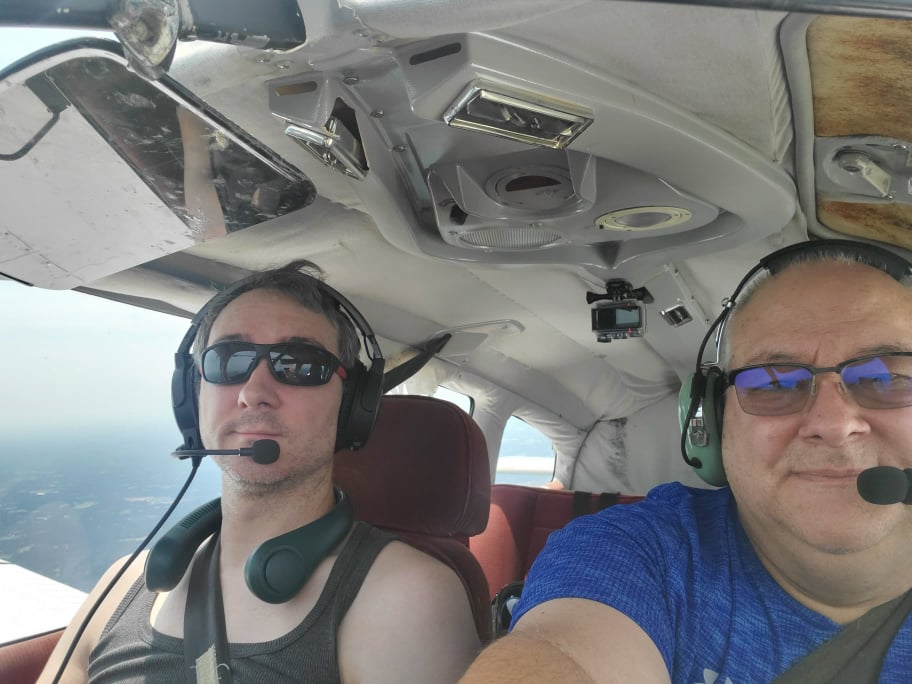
top-left (3, 0), bottom-right (912, 447)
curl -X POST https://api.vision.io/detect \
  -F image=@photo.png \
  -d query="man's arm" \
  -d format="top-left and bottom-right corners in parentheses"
top-left (459, 598), bottom-right (670, 684)
top-left (37, 554), bottom-right (144, 684)
top-left (339, 541), bottom-right (481, 684)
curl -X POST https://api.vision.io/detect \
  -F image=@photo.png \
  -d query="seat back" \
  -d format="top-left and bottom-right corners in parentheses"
top-left (0, 629), bottom-right (63, 684)
top-left (470, 483), bottom-right (643, 601)
top-left (333, 395), bottom-right (492, 643)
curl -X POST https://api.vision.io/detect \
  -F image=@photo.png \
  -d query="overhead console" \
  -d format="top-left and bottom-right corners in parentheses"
top-left (425, 147), bottom-right (718, 253)
top-left (268, 30), bottom-right (797, 274)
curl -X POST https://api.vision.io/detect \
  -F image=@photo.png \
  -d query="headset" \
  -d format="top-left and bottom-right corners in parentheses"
top-left (155, 264), bottom-right (385, 602)
top-left (171, 265), bottom-right (386, 454)
top-left (146, 488), bottom-right (355, 604)
top-left (679, 239), bottom-right (912, 487)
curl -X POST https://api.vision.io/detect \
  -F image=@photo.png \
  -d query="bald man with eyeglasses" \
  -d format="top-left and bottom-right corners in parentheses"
top-left (461, 241), bottom-right (912, 684)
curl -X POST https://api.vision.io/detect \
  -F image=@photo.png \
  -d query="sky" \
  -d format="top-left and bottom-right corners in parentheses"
top-left (0, 27), bottom-right (189, 438)
top-left (2, 281), bottom-right (187, 436)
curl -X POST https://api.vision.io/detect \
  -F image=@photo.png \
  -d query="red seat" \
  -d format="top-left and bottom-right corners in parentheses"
top-left (0, 629), bottom-right (63, 684)
top-left (334, 395), bottom-right (492, 643)
top-left (470, 483), bottom-right (643, 601)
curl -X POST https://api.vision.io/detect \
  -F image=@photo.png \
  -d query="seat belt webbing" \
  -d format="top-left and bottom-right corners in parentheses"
top-left (183, 534), bottom-right (231, 684)
top-left (772, 589), bottom-right (912, 684)
top-left (597, 492), bottom-right (619, 510)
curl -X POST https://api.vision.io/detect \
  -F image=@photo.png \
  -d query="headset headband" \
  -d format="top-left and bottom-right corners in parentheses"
top-left (172, 266), bottom-right (385, 454)
top-left (178, 275), bottom-right (382, 362)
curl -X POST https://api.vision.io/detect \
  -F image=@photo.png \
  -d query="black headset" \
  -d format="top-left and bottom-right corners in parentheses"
top-left (171, 267), bottom-right (386, 454)
top-left (146, 488), bottom-right (355, 604)
top-left (153, 267), bottom-right (384, 603)
top-left (679, 239), bottom-right (912, 487)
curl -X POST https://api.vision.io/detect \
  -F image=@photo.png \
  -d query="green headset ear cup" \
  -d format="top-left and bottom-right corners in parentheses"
top-left (678, 369), bottom-right (727, 487)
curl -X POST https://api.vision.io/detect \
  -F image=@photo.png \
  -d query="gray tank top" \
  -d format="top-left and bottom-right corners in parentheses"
top-left (88, 522), bottom-right (394, 684)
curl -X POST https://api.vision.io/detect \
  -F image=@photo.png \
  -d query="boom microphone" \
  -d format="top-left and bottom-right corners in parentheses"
top-left (172, 439), bottom-right (280, 465)
top-left (857, 466), bottom-right (912, 505)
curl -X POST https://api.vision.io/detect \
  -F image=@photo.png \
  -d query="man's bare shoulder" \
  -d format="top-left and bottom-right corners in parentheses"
top-left (338, 539), bottom-right (480, 683)
top-left (352, 539), bottom-right (474, 624)
top-left (369, 539), bottom-right (459, 584)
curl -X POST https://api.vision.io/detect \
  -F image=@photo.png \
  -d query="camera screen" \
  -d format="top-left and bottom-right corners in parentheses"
top-left (613, 307), bottom-right (640, 326)
top-left (592, 305), bottom-right (642, 332)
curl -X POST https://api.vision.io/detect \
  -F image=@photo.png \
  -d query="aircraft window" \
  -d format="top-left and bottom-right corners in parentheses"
top-left (42, 56), bottom-right (315, 232)
top-left (1, 281), bottom-right (222, 640)
top-left (432, 385), bottom-right (474, 415)
top-left (496, 416), bottom-right (556, 486)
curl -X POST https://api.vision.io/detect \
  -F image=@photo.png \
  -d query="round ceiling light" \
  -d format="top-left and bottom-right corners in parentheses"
top-left (596, 206), bottom-right (692, 231)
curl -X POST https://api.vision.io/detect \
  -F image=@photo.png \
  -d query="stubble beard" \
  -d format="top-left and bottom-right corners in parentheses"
top-left (217, 436), bottom-right (335, 500)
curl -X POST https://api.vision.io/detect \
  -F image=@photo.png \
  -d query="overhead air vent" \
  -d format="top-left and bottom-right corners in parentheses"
top-left (489, 167), bottom-right (576, 212)
top-left (409, 42), bottom-right (462, 66)
top-left (443, 82), bottom-right (592, 150)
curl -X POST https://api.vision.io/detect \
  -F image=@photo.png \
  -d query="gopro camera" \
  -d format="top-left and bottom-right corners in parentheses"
top-left (587, 279), bottom-right (652, 343)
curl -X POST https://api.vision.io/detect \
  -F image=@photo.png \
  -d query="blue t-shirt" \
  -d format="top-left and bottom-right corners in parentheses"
top-left (512, 482), bottom-right (912, 683)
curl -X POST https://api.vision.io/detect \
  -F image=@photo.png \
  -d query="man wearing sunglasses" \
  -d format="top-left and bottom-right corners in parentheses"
top-left (40, 261), bottom-right (480, 684)
top-left (462, 243), bottom-right (912, 683)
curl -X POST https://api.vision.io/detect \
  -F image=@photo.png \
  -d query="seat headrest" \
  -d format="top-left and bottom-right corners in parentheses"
top-left (334, 395), bottom-right (490, 537)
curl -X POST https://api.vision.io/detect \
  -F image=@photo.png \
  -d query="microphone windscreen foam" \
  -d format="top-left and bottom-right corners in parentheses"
top-left (857, 466), bottom-right (910, 505)
top-left (251, 439), bottom-right (280, 464)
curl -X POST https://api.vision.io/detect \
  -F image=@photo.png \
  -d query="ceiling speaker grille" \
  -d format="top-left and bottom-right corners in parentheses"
top-left (457, 227), bottom-right (562, 250)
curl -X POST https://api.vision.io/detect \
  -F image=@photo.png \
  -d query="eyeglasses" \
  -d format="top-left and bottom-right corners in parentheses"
top-left (201, 341), bottom-right (348, 386)
top-left (727, 352), bottom-right (912, 416)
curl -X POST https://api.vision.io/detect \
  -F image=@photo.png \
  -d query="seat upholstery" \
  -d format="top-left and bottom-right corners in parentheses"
top-left (333, 394), bottom-right (493, 643)
top-left (0, 629), bottom-right (63, 684)
top-left (470, 483), bottom-right (643, 600)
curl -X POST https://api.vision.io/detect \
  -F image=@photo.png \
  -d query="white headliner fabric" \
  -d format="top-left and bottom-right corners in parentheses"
top-left (569, 393), bottom-right (711, 495)
top-left (496, 2), bottom-right (791, 162)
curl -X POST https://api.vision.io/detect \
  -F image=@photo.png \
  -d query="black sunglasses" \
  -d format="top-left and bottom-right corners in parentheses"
top-left (201, 341), bottom-right (348, 386)
top-left (726, 352), bottom-right (912, 416)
